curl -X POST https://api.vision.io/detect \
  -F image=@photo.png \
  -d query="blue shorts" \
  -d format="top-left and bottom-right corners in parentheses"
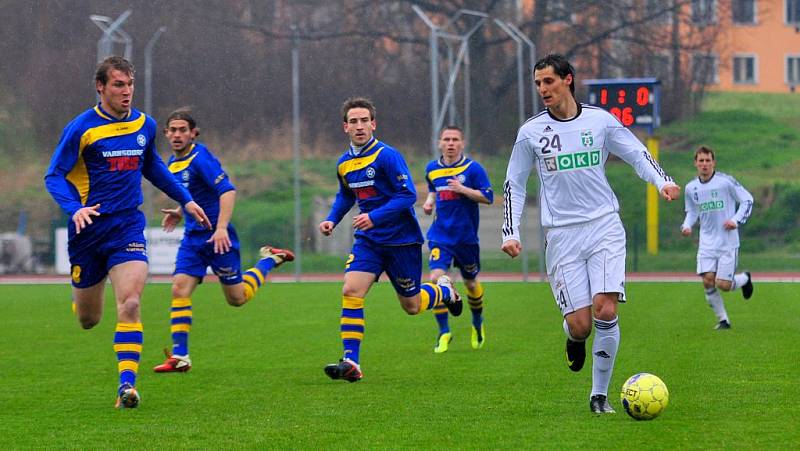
top-left (427, 241), bottom-right (481, 280)
top-left (174, 227), bottom-right (242, 285)
top-left (68, 209), bottom-right (148, 288)
top-left (345, 238), bottom-right (422, 297)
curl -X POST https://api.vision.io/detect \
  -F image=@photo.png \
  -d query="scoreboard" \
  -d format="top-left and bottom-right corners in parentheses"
top-left (583, 78), bottom-right (661, 133)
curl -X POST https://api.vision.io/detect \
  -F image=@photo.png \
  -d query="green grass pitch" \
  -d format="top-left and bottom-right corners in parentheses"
top-left (0, 281), bottom-right (797, 449)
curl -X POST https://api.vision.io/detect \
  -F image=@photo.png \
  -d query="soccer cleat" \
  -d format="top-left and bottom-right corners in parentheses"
top-left (436, 275), bottom-right (463, 317)
top-left (741, 272), bottom-right (753, 300)
top-left (324, 358), bottom-right (363, 383)
top-left (471, 323), bottom-right (485, 350)
top-left (589, 394), bottom-right (616, 414)
top-left (566, 338), bottom-right (586, 372)
top-left (715, 319), bottom-right (731, 330)
top-left (115, 383), bottom-right (140, 409)
top-left (259, 245), bottom-right (295, 266)
top-left (434, 332), bottom-right (452, 354)
top-left (153, 348), bottom-right (192, 373)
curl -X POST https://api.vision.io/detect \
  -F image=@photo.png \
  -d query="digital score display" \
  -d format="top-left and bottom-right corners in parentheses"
top-left (584, 78), bottom-right (660, 133)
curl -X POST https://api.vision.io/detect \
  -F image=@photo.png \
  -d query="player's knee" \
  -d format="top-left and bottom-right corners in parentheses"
top-left (225, 294), bottom-right (247, 307)
top-left (716, 280), bottom-right (733, 291)
top-left (119, 296), bottom-right (141, 318)
top-left (78, 315), bottom-right (100, 329)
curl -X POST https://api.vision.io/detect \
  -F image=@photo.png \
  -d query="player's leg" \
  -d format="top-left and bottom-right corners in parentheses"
top-left (702, 271), bottom-right (730, 329)
top-left (229, 244), bottom-right (294, 306)
top-left (391, 244), bottom-right (460, 316)
top-left (324, 240), bottom-right (379, 382)
top-left (585, 214), bottom-right (627, 414)
top-left (154, 273), bottom-right (198, 373)
top-left (108, 260), bottom-right (148, 408)
top-left (72, 280), bottom-right (107, 329)
top-left (716, 247), bottom-right (752, 299)
top-left (68, 235), bottom-right (110, 328)
top-left (428, 242), bottom-right (452, 353)
top-left (455, 244), bottom-right (484, 349)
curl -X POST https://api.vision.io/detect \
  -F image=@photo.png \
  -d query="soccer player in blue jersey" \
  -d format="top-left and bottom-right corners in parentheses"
top-left (44, 56), bottom-right (211, 408)
top-left (422, 126), bottom-right (493, 353)
top-left (152, 109), bottom-right (294, 373)
top-left (319, 97), bottom-right (463, 382)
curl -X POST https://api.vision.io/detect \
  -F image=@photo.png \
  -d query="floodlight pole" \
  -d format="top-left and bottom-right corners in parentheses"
top-left (291, 26), bottom-right (302, 279)
top-left (90, 10), bottom-right (133, 63)
top-left (144, 26), bottom-right (166, 117)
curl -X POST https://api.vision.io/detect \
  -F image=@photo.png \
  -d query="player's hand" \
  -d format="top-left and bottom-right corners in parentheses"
top-left (72, 204), bottom-right (101, 234)
top-left (184, 201), bottom-right (211, 229)
top-left (352, 213), bottom-right (374, 231)
top-left (422, 201), bottom-right (434, 215)
top-left (502, 239), bottom-right (522, 258)
top-left (681, 227), bottom-right (691, 237)
top-left (447, 177), bottom-right (465, 193)
top-left (160, 206), bottom-right (183, 232)
top-left (723, 219), bottom-right (738, 231)
top-left (319, 220), bottom-right (335, 236)
top-left (207, 227), bottom-right (231, 254)
top-left (660, 183), bottom-right (680, 201)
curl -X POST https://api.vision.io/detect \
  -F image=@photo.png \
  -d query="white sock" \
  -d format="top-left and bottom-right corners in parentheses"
top-left (732, 273), bottom-right (749, 290)
top-left (563, 319), bottom-right (586, 342)
top-left (591, 316), bottom-right (619, 397)
top-left (705, 287), bottom-right (728, 322)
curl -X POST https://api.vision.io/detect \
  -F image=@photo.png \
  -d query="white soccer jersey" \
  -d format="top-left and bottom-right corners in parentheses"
top-left (502, 104), bottom-right (674, 240)
top-left (682, 171), bottom-right (753, 250)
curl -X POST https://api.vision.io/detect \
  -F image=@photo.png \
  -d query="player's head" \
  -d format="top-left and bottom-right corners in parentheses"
top-left (164, 108), bottom-right (199, 154)
top-left (694, 145), bottom-right (716, 178)
top-left (533, 54), bottom-right (576, 108)
top-left (438, 125), bottom-right (465, 162)
top-left (95, 56), bottom-right (135, 118)
top-left (341, 97), bottom-right (376, 147)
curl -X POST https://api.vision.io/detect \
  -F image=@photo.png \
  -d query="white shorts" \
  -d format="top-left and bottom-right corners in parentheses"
top-left (545, 213), bottom-right (627, 317)
top-left (697, 247), bottom-right (738, 281)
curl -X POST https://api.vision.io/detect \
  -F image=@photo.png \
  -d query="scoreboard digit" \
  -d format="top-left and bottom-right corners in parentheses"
top-left (584, 78), bottom-right (661, 133)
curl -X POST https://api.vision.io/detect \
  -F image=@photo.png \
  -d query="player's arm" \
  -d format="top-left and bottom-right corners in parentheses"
top-left (729, 177), bottom-right (754, 226)
top-left (196, 152), bottom-right (237, 252)
top-left (44, 123), bottom-right (100, 233)
top-left (141, 139), bottom-right (210, 228)
top-left (208, 190), bottom-right (235, 253)
top-left (449, 164), bottom-right (493, 204)
top-left (321, 173), bottom-right (356, 235)
top-left (502, 137), bottom-right (535, 257)
top-left (423, 192), bottom-right (436, 215)
top-left (681, 188), bottom-right (698, 237)
top-left (365, 150), bottom-right (416, 228)
top-left (606, 124), bottom-right (679, 201)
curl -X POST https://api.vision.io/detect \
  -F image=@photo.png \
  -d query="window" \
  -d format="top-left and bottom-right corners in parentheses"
top-left (787, 0), bottom-right (800, 24)
top-left (733, 55), bottom-right (757, 84)
top-left (732, 0), bottom-right (756, 23)
top-left (787, 56), bottom-right (800, 85)
top-left (692, 54), bottom-right (718, 85)
top-left (692, 0), bottom-right (716, 23)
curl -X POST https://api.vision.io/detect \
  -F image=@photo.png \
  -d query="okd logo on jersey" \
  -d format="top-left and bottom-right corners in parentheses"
top-left (544, 150), bottom-right (601, 172)
top-left (700, 200), bottom-right (725, 211)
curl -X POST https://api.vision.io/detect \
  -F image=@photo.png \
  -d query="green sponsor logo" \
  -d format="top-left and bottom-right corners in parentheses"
top-left (700, 200), bottom-right (724, 211)
top-left (544, 150), bottom-right (601, 172)
top-left (581, 130), bottom-right (593, 147)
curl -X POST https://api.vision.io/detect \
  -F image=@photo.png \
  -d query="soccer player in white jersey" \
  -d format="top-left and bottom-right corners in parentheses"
top-left (681, 146), bottom-right (754, 330)
top-left (501, 54), bottom-right (681, 414)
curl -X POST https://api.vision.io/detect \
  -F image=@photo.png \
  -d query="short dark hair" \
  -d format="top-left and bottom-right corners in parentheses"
top-left (534, 53), bottom-right (576, 94)
top-left (695, 145), bottom-right (715, 160)
top-left (95, 56), bottom-right (135, 86)
top-left (439, 125), bottom-right (463, 138)
top-left (165, 108), bottom-right (198, 130)
top-left (341, 97), bottom-right (376, 122)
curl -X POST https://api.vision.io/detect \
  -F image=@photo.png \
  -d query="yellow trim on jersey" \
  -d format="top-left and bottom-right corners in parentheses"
top-left (428, 161), bottom-right (472, 181)
top-left (338, 147), bottom-right (382, 177)
top-left (168, 144), bottom-right (199, 173)
top-left (340, 317), bottom-right (365, 326)
top-left (65, 156), bottom-right (90, 206)
top-left (93, 105), bottom-right (113, 120)
top-left (79, 113), bottom-right (145, 154)
top-left (113, 343), bottom-right (143, 353)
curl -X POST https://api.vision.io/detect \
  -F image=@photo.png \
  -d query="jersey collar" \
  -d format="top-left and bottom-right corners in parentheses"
top-left (438, 155), bottom-right (466, 168)
top-left (349, 137), bottom-right (378, 157)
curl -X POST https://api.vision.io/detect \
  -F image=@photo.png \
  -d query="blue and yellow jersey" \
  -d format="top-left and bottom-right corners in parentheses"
top-left (45, 104), bottom-right (191, 217)
top-left (167, 142), bottom-right (236, 233)
top-left (425, 156), bottom-right (493, 245)
top-left (326, 137), bottom-right (423, 245)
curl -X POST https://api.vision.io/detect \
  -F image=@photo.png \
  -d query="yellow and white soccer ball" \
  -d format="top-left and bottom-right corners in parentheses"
top-left (620, 373), bottom-right (669, 420)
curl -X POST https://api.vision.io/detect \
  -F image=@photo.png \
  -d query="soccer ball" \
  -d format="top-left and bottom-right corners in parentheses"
top-left (620, 373), bottom-right (669, 420)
